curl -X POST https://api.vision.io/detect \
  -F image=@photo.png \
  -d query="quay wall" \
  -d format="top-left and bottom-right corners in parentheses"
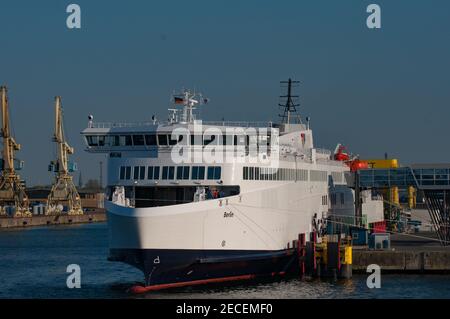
top-left (353, 250), bottom-right (450, 273)
top-left (0, 210), bottom-right (107, 229)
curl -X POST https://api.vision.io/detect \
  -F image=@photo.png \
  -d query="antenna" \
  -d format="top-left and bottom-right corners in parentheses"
top-left (171, 89), bottom-right (206, 124)
top-left (278, 78), bottom-right (301, 124)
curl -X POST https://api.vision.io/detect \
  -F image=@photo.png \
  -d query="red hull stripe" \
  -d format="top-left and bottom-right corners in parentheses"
top-left (129, 274), bottom-right (264, 294)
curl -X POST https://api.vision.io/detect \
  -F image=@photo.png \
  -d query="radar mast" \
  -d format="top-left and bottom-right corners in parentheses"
top-left (279, 78), bottom-right (301, 125)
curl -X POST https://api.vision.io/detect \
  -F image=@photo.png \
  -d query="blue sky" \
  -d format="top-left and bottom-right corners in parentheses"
top-left (1, 0), bottom-right (449, 185)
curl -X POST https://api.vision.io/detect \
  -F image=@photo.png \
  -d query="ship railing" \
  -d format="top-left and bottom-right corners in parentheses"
top-left (89, 120), bottom-right (275, 129)
top-left (201, 121), bottom-right (275, 128)
top-left (315, 148), bottom-right (332, 156)
top-left (316, 159), bottom-right (347, 166)
top-left (89, 122), bottom-right (156, 129)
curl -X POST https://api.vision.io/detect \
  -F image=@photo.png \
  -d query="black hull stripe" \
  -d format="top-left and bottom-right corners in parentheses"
top-left (110, 248), bottom-right (298, 287)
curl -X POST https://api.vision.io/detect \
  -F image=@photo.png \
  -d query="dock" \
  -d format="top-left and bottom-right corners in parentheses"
top-left (0, 209), bottom-right (106, 228)
top-left (352, 232), bottom-right (450, 273)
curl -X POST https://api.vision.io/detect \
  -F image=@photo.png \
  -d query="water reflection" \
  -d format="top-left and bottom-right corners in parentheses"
top-left (1, 223), bottom-right (450, 299)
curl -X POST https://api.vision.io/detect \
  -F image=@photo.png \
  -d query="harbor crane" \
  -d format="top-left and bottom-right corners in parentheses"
top-left (0, 86), bottom-right (31, 217)
top-left (47, 96), bottom-right (83, 215)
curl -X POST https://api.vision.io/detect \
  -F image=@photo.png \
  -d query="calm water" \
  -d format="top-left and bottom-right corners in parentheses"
top-left (1, 223), bottom-right (450, 299)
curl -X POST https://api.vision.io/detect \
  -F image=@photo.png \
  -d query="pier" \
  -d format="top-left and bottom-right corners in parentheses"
top-left (0, 189), bottom-right (106, 229)
top-left (296, 232), bottom-right (450, 277)
top-left (353, 249), bottom-right (450, 273)
top-left (0, 209), bottom-right (106, 228)
top-left (352, 232), bottom-right (450, 273)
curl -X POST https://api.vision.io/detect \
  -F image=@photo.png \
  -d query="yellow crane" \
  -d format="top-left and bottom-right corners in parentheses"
top-left (47, 96), bottom-right (83, 215)
top-left (0, 86), bottom-right (31, 217)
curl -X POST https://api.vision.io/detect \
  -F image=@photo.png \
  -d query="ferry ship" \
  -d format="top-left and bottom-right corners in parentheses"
top-left (81, 81), bottom-right (365, 288)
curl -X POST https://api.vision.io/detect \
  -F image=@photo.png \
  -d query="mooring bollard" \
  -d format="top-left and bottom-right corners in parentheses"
top-left (340, 237), bottom-right (353, 279)
top-left (298, 233), bottom-right (306, 277)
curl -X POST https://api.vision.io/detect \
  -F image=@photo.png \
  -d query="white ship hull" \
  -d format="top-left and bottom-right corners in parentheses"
top-left (107, 180), bottom-right (329, 285)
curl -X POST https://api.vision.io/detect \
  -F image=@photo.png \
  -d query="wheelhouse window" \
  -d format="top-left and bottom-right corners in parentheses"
top-left (133, 166), bottom-right (140, 180)
top-left (86, 135), bottom-right (98, 146)
top-left (234, 135), bottom-right (246, 146)
top-left (169, 134), bottom-right (183, 146)
top-left (145, 134), bottom-right (157, 146)
top-left (98, 135), bottom-right (106, 146)
top-left (132, 135), bottom-right (145, 146)
top-left (111, 135), bottom-right (120, 146)
top-left (222, 135), bottom-right (234, 146)
top-left (120, 135), bottom-right (133, 146)
top-left (158, 134), bottom-right (168, 146)
top-left (190, 135), bottom-right (202, 145)
top-left (203, 134), bottom-right (218, 146)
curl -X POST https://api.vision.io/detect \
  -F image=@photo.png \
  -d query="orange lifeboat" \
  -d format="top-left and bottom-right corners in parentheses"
top-left (333, 144), bottom-right (368, 171)
top-left (334, 152), bottom-right (350, 161)
top-left (334, 144), bottom-right (350, 161)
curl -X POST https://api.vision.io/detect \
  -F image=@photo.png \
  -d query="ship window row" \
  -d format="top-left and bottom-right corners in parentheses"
top-left (321, 195), bottom-right (328, 205)
top-left (119, 165), bottom-right (221, 181)
top-left (242, 167), bottom-right (309, 181)
top-left (310, 170), bottom-right (328, 182)
top-left (85, 133), bottom-right (272, 147)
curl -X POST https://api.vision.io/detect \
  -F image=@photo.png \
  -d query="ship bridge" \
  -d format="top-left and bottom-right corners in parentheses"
top-left (357, 164), bottom-right (450, 245)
